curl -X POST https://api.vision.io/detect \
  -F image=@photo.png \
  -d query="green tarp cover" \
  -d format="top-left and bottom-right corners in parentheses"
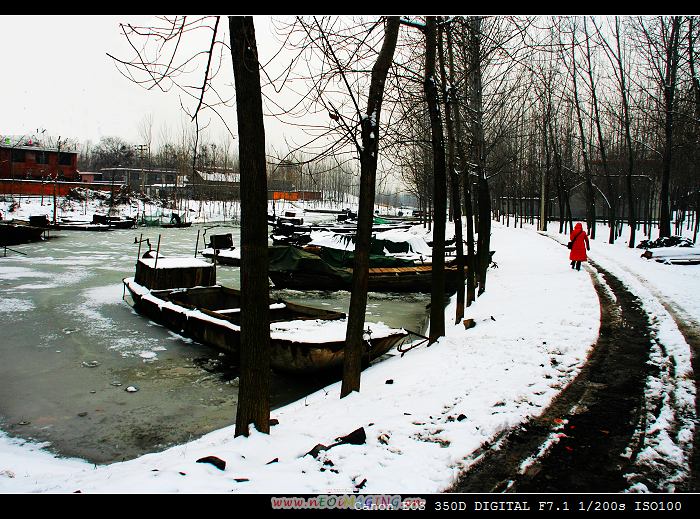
top-left (268, 246), bottom-right (353, 283)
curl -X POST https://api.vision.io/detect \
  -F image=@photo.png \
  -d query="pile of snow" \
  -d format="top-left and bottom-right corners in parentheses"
top-left (138, 257), bottom-right (212, 270)
top-left (374, 229), bottom-right (432, 256)
top-left (308, 231), bottom-right (354, 251)
top-left (270, 318), bottom-right (402, 343)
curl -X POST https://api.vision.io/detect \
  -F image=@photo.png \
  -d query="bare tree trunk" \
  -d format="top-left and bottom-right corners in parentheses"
top-left (230, 16), bottom-right (270, 437)
top-left (455, 112), bottom-right (476, 305)
top-left (569, 27), bottom-right (596, 238)
top-left (439, 21), bottom-right (465, 323)
top-left (690, 18), bottom-right (700, 244)
top-left (611, 17), bottom-right (637, 247)
top-left (341, 16), bottom-right (400, 397)
top-left (424, 16), bottom-right (447, 341)
top-left (658, 16), bottom-right (681, 238)
top-left (467, 16), bottom-right (491, 296)
top-left (585, 17), bottom-right (617, 244)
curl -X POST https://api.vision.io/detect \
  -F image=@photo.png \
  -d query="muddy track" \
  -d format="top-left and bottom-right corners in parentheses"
top-left (449, 263), bottom-right (656, 493)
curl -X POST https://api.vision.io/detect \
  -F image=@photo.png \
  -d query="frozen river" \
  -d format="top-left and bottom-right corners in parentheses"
top-left (0, 224), bottom-right (429, 463)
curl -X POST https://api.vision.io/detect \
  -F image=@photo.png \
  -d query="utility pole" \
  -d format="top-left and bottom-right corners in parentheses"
top-left (53, 137), bottom-right (61, 225)
top-left (134, 144), bottom-right (148, 196)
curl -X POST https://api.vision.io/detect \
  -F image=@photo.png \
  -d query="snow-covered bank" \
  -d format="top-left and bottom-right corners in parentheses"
top-left (0, 222), bottom-right (599, 493)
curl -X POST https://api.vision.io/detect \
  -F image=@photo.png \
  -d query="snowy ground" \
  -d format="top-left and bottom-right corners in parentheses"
top-left (1, 199), bottom-right (697, 494)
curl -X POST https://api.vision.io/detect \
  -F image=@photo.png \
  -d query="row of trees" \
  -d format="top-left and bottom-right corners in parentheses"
top-left (398, 16), bottom-right (700, 248)
top-left (75, 133), bottom-right (375, 205)
top-left (112, 16), bottom-right (699, 438)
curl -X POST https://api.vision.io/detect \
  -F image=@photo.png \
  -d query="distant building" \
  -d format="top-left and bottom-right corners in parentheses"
top-left (269, 161), bottom-right (299, 192)
top-left (270, 190), bottom-right (322, 201)
top-left (0, 138), bottom-right (79, 181)
top-left (100, 167), bottom-right (178, 187)
top-left (191, 169), bottom-right (240, 198)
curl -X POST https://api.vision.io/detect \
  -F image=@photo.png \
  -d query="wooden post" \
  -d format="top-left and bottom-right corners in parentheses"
top-left (137, 233), bottom-right (143, 260)
top-left (154, 234), bottom-right (161, 270)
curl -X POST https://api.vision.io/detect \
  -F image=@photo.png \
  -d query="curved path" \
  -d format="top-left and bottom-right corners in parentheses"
top-left (450, 259), bottom-right (696, 493)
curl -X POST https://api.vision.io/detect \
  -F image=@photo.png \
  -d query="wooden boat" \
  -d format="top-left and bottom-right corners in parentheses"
top-left (200, 233), bottom-right (240, 266)
top-left (123, 254), bottom-right (407, 373)
top-left (0, 220), bottom-right (46, 246)
top-left (267, 245), bottom-right (462, 293)
top-left (140, 213), bottom-right (192, 228)
top-left (161, 221), bottom-right (192, 228)
top-left (160, 212), bottom-right (192, 228)
top-left (92, 214), bottom-right (136, 229)
top-left (272, 220), bottom-right (413, 237)
top-left (52, 219), bottom-right (112, 231)
top-left (641, 247), bottom-right (700, 265)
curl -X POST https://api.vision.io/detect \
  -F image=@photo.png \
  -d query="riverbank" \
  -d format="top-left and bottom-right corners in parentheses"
top-left (0, 221), bottom-right (603, 493)
top-left (1, 199), bottom-right (697, 493)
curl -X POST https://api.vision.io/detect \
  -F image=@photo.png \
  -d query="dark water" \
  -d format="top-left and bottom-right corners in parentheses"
top-left (0, 224), bottom-right (429, 463)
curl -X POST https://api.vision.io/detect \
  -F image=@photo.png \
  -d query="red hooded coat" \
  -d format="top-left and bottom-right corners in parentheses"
top-left (569, 223), bottom-right (589, 261)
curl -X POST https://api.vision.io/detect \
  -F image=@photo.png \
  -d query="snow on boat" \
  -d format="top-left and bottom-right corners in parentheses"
top-left (52, 217), bottom-right (111, 231)
top-left (641, 247), bottom-right (700, 265)
top-left (201, 247), bottom-right (240, 266)
top-left (123, 254), bottom-right (407, 373)
top-left (92, 214), bottom-right (136, 229)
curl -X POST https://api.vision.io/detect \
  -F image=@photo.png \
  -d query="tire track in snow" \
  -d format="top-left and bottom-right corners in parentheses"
top-left (449, 262), bottom-right (654, 493)
top-left (591, 256), bottom-right (699, 492)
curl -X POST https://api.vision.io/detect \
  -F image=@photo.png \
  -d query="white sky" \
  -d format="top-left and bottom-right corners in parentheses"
top-left (0, 15), bottom-right (291, 149)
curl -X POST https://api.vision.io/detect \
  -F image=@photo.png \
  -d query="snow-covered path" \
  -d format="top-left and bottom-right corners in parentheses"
top-left (543, 226), bottom-right (698, 491)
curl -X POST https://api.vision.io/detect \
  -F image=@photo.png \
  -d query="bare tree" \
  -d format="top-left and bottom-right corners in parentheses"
top-left (109, 15), bottom-right (271, 437)
top-left (341, 16), bottom-right (400, 396)
top-left (229, 16), bottom-right (271, 436)
top-left (636, 16), bottom-right (682, 239)
top-left (439, 20), bottom-right (466, 322)
top-left (272, 16), bottom-right (401, 396)
top-left (422, 17), bottom-right (448, 340)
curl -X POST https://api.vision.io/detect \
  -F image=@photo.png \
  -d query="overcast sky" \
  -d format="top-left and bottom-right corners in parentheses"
top-left (0, 15), bottom-right (292, 149)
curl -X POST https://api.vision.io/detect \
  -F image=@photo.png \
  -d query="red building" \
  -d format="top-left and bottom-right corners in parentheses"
top-left (0, 141), bottom-right (79, 181)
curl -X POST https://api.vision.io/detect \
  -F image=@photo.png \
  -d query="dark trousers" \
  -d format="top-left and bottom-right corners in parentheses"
top-left (571, 260), bottom-right (582, 270)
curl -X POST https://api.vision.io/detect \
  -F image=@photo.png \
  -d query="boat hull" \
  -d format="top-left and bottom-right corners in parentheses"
top-left (269, 266), bottom-right (462, 293)
top-left (124, 280), bottom-right (406, 373)
top-left (0, 221), bottom-right (45, 246)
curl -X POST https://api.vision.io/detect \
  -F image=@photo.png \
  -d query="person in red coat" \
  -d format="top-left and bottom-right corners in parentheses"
top-left (569, 222), bottom-right (590, 271)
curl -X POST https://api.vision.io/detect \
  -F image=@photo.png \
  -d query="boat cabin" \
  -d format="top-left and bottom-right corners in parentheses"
top-left (134, 256), bottom-right (216, 290)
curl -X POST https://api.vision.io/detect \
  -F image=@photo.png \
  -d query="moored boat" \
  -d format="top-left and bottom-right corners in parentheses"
top-left (160, 212), bottom-right (192, 228)
top-left (267, 245), bottom-right (462, 293)
top-left (92, 214), bottom-right (136, 229)
top-left (0, 220), bottom-right (46, 246)
top-left (52, 220), bottom-right (112, 231)
top-left (199, 232), bottom-right (240, 266)
top-left (123, 253), bottom-right (407, 373)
